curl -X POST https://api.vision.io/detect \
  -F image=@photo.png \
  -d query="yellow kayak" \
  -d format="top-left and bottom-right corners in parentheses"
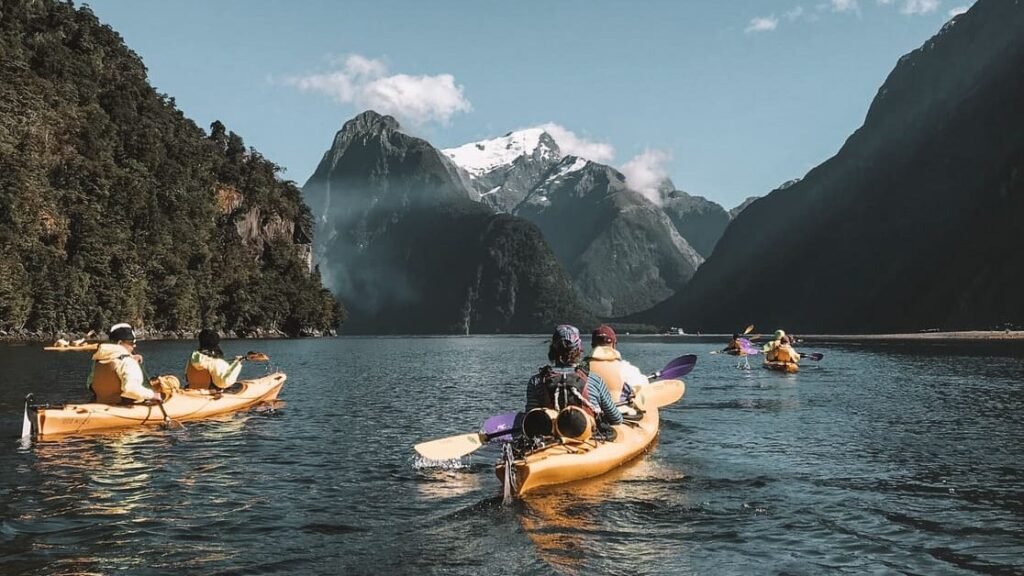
top-left (25, 372), bottom-right (286, 439)
top-left (495, 379), bottom-right (683, 497)
top-left (763, 361), bottom-right (799, 373)
top-left (43, 344), bottom-right (99, 352)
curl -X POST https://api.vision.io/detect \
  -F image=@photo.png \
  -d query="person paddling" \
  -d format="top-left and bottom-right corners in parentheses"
top-left (185, 329), bottom-right (244, 391)
top-left (526, 325), bottom-right (623, 440)
top-left (721, 333), bottom-right (743, 355)
top-left (581, 324), bottom-right (646, 403)
top-left (87, 323), bottom-right (161, 405)
top-left (763, 330), bottom-right (800, 366)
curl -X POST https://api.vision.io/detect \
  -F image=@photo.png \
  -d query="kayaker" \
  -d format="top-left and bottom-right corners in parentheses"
top-left (185, 329), bottom-right (244, 390)
top-left (762, 329), bottom-right (785, 353)
top-left (764, 332), bottom-right (800, 365)
top-left (87, 323), bottom-right (161, 405)
top-left (526, 324), bottom-right (623, 435)
top-left (581, 324), bottom-right (646, 403)
top-left (721, 333), bottom-right (743, 354)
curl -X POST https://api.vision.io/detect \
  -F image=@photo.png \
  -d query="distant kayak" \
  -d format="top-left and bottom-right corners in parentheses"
top-left (24, 372), bottom-right (286, 439)
top-left (763, 361), bottom-right (799, 373)
top-left (43, 343), bottom-right (98, 352)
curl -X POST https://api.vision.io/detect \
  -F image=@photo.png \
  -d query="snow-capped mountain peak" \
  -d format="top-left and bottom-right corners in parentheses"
top-left (443, 128), bottom-right (559, 176)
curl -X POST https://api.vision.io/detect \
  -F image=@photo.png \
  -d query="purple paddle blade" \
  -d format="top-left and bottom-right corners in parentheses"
top-left (653, 354), bottom-right (698, 380)
top-left (738, 338), bottom-right (761, 356)
top-left (481, 411), bottom-right (519, 441)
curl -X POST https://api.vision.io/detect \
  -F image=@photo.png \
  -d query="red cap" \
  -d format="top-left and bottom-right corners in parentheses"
top-left (591, 324), bottom-right (617, 347)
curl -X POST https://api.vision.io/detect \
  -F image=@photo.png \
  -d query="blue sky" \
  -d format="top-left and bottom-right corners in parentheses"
top-left (86, 0), bottom-right (971, 209)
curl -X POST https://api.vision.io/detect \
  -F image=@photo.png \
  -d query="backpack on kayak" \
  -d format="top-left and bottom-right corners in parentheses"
top-left (536, 366), bottom-right (594, 414)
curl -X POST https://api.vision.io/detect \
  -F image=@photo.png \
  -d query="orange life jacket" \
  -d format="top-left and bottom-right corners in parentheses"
top-left (768, 344), bottom-right (798, 364)
top-left (91, 361), bottom-right (124, 404)
top-left (186, 361), bottom-right (213, 390)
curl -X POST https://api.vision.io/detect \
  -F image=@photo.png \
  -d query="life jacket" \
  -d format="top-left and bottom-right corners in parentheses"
top-left (185, 358), bottom-right (213, 390)
top-left (90, 358), bottom-right (126, 404)
top-left (536, 366), bottom-right (595, 416)
top-left (768, 344), bottom-right (798, 364)
top-left (584, 347), bottom-right (625, 405)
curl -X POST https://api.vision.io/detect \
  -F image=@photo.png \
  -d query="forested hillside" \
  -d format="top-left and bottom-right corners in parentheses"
top-left (0, 0), bottom-right (342, 336)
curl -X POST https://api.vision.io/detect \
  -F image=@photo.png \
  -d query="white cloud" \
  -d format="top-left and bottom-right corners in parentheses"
top-left (786, 6), bottom-right (806, 20)
top-left (901, 0), bottom-right (939, 14)
top-left (621, 149), bottom-right (673, 205)
top-left (284, 54), bottom-right (471, 126)
top-left (876, 0), bottom-right (894, 4)
top-left (536, 123), bottom-right (616, 164)
top-left (831, 0), bottom-right (859, 12)
top-left (745, 15), bottom-right (779, 32)
top-left (947, 4), bottom-right (969, 17)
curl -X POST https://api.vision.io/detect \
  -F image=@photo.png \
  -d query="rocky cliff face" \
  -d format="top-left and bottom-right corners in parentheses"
top-left (302, 113), bottom-right (594, 333)
top-left (645, 0), bottom-right (1024, 332)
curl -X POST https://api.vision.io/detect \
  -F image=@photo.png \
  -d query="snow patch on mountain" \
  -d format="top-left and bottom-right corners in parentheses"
top-left (443, 128), bottom-right (556, 176)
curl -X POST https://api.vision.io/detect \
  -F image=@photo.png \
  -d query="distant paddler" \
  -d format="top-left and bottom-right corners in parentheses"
top-left (763, 330), bottom-right (800, 366)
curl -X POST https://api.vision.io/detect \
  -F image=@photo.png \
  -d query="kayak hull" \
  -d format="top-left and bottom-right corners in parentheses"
top-left (28, 372), bottom-right (286, 439)
top-left (763, 361), bottom-right (799, 373)
top-left (496, 380), bottom-right (681, 497)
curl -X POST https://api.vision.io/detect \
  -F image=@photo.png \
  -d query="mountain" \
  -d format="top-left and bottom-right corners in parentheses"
top-left (0, 0), bottom-right (341, 337)
top-left (445, 132), bottom-right (705, 317)
top-left (729, 196), bottom-right (759, 219)
top-left (303, 111), bottom-right (478, 259)
top-left (302, 112), bottom-right (594, 333)
top-left (515, 158), bottom-right (703, 317)
top-left (443, 129), bottom-right (562, 213)
top-left (661, 189), bottom-right (731, 259)
top-left (645, 0), bottom-right (1024, 333)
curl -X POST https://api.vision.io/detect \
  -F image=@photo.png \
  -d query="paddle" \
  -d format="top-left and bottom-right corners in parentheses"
top-left (798, 352), bottom-right (824, 361)
top-left (413, 354), bottom-right (698, 460)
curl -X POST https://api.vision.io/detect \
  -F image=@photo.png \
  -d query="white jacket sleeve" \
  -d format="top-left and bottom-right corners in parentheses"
top-left (117, 357), bottom-right (154, 401)
top-left (620, 361), bottom-right (648, 387)
top-left (209, 357), bottom-right (243, 389)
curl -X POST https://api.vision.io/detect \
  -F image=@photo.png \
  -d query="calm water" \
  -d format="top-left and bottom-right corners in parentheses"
top-left (1, 336), bottom-right (1022, 575)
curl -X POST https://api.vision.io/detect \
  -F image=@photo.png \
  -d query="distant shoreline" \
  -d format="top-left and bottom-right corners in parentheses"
top-left (3, 330), bottom-right (1023, 345)
top-left (800, 331), bottom-right (1024, 342)
top-left (627, 330), bottom-right (1024, 343)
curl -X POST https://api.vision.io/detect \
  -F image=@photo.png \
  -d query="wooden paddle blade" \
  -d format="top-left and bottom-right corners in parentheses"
top-left (743, 324), bottom-right (755, 334)
top-left (245, 352), bottom-right (270, 362)
top-left (637, 379), bottom-right (686, 409)
top-left (414, 432), bottom-right (486, 460)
